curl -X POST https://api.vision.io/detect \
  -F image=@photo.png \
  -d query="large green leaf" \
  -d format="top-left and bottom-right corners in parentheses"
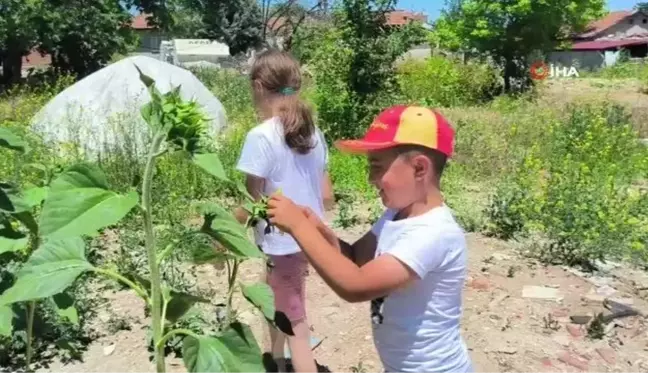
top-left (192, 153), bottom-right (230, 182)
top-left (0, 305), bottom-right (13, 337)
top-left (0, 237), bottom-right (93, 305)
top-left (0, 188), bottom-right (12, 212)
top-left (187, 233), bottom-right (240, 264)
top-left (126, 274), bottom-right (207, 323)
top-left (219, 322), bottom-right (264, 372)
top-left (52, 292), bottom-right (79, 326)
top-left (0, 127), bottom-right (29, 153)
top-left (183, 335), bottom-right (231, 372)
top-left (0, 236), bottom-right (29, 255)
top-left (200, 204), bottom-right (264, 259)
top-left (39, 163), bottom-right (139, 238)
top-left (166, 291), bottom-right (210, 324)
top-left (240, 283), bottom-right (275, 321)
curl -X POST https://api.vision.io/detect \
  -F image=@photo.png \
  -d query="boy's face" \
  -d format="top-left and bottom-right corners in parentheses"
top-left (368, 149), bottom-right (430, 210)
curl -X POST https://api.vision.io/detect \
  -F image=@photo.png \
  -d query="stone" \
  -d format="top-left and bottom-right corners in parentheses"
top-left (558, 351), bottom-right (589, 371)
top-left (103, 344), bottom-right (116, 356)
top-left (491, 252), bottom-right (512, 261)
top-left (570, 315), bottom-right (593, 325)
top-left (541, 357), bottom-right (554, 367)
top-left (553, 335), bottom-right (571, 347)
top-left (596, 347), bottom-right (616, 365)
top-left (471, 277), bottom-right (490, 290)
top-left (596, 285), bottom-right (617, 297)
top-left (552, 308), bottom-right (570, 318)
top-left (522, 286), bottom-right (562, 300)
top-left (567, 324), bottom-right (584, 337)
top-left (607, 297), bottom-right (634, 306)
top-left (583, 292), bottom-right (606, 304)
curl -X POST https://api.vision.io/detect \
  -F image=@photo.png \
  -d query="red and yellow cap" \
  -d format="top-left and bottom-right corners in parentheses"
top-left (334, 105), bottom-right (455, 157)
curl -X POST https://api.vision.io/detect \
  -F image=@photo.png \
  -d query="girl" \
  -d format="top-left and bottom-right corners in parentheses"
top-left (234, 49), bottom-right (333, 372)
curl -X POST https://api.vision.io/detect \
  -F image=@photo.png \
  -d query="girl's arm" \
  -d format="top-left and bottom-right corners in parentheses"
top-left (322, 171), bottom-right (334, 211)
top-left (234, 174), bottom-right (265, 224)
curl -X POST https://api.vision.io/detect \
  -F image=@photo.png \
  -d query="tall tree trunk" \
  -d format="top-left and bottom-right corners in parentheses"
top-left (2, 49), bottom-right (24, 86)
top-left (503, 56), bottom-right (516, 93)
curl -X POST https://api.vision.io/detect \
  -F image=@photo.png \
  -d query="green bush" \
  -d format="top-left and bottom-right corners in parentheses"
top-left (396, 56), bottom-right (501, 107)
top-left (486, 103), bottom-right (648, 266)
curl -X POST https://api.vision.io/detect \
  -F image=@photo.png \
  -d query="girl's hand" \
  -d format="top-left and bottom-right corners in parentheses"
top-left (267, 195), bottom-right (308, 234)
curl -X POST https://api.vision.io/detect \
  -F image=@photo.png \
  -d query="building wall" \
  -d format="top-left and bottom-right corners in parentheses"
top-left (135, 30), bottom-right (165, 52)
top-left (548, 50), bottom-right (606, 71)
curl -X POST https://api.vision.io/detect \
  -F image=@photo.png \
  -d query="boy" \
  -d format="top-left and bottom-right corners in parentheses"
top-left (266, 105), bottom-right (473, 373)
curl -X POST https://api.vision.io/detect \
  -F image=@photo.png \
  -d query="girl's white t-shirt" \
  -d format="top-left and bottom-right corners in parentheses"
top-left (236, 117), bottom-right (328, 256)
top-left (370, 205), bottom-right (473, 373)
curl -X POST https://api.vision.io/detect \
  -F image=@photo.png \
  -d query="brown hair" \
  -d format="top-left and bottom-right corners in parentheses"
top-left (250, 49), bottom-right (315, 154)
top-left (395, 144), bottom-right (448, 186)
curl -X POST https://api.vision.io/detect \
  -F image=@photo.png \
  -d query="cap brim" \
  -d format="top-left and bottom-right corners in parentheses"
top-left (334, 140), bottom-right (399, 154)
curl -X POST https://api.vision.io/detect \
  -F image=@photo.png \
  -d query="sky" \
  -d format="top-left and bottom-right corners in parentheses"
top-left (398, 0), bottom-right (644, 22)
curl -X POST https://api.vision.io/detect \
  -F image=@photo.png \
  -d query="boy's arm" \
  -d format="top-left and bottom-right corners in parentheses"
top-left (337, 231), bottom-right (377, 266)
top-left (290, 221), bottom-right (418, 303)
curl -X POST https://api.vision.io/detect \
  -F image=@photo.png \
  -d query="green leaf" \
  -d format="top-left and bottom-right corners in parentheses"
top-left (237, 180), bottom-right (254, 201)
top-left (0, 188), bottom-right (12, 212)
top-left (52, 292), bottom-right (79, 325)
top-left (186, 233), bottom-right (240, 264)
top-left (0, 237), bottom-right (93, 305)
top-left (0, 127), bottom-right (29, 153)
top-left (13, 211), bottom-right (39, 236)
top-left (192, 153), bottom-right (230, 182)
top-left (134, 64), bottom-right (155, 88)
top-left (200, 204), bottom-right (264, 259)
top-left (39, 163), bottom-right (139, 238)
top-left (0, 236), bottom-right (29, 255)
top-left (219, 322), bottom-right (264, 372)
top-left (0, 305), bottom-right (13, 337)
top-left (21, 186), bottom-right (48, 207)
top-left (240, 283), bottom-right (275, 321)
top-left (183, 335), bottom-right (230, 372)
top-left (166, 291), bottom-right (210, 323)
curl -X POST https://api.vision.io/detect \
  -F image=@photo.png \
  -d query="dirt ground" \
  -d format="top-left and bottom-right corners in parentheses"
top-left (36, 208), bottom-right (648, 373)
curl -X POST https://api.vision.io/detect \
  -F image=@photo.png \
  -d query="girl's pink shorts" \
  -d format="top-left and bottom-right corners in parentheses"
top-left (266, 252), bottom-right (309, 323)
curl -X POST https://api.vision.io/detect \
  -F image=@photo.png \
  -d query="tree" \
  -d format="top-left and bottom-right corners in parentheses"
top-left (0, 0), bottom-right (45, 86)
top-left (436, 0), bottom-right (605, 92)
top-left (187, 0), bottom-right (264, 55)
top-left (37, 0), bottom-right (135, 78)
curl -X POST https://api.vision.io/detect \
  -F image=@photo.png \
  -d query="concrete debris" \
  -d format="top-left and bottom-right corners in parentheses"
top-left (103, 344), bottom-right (116, 356)
top-left (522, 286), bottom-right (562, 301)
top-left (596, 285), bottom-right (617, 297)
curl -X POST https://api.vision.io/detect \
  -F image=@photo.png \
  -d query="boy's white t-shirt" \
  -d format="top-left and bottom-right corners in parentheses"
top-left (370, 205), bottom-right (473, 373)
top-left (235, 117), bottom-right (328, 256)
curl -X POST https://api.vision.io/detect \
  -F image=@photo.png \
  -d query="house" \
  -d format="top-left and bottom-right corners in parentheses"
top-left (131, 14), bottom-right (166, 54)
top-left (385, 10), bottom-right (428, 27)
top-left (548, 10), bottom-right (648, 71)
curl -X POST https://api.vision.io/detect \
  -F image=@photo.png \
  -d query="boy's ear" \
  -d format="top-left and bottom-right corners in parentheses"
top-left (411, 155), bottom-right (432, 181)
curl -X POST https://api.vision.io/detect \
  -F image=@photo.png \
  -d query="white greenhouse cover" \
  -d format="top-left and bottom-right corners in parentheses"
top-left (31, 55), bottom-right (228, 157)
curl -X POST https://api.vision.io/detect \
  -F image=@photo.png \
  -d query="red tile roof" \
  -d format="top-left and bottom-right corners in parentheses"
top-left (132, 14), bottom-right (154, 30)
top-left (570, 38), bottom-right (648, 50)
top-left (385, 10), bottom-right (427, 26)
top-left (22, 50), bottom-right (51, 67)
top-left (578, 11), bottom-right (632, 38)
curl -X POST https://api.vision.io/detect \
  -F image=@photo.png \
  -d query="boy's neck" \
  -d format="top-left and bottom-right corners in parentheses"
top-left (395, 191), bottom-right (444, 221)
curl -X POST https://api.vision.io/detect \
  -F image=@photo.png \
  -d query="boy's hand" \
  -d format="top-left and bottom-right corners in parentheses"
top-left (267, 195), bottom-right (308, 233)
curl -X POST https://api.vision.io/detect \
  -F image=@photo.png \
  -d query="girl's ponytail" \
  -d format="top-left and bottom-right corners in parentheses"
top-left (275, 91), bottom-right (314, 154)
top-left (250, 50), bottom-right (315, 154)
